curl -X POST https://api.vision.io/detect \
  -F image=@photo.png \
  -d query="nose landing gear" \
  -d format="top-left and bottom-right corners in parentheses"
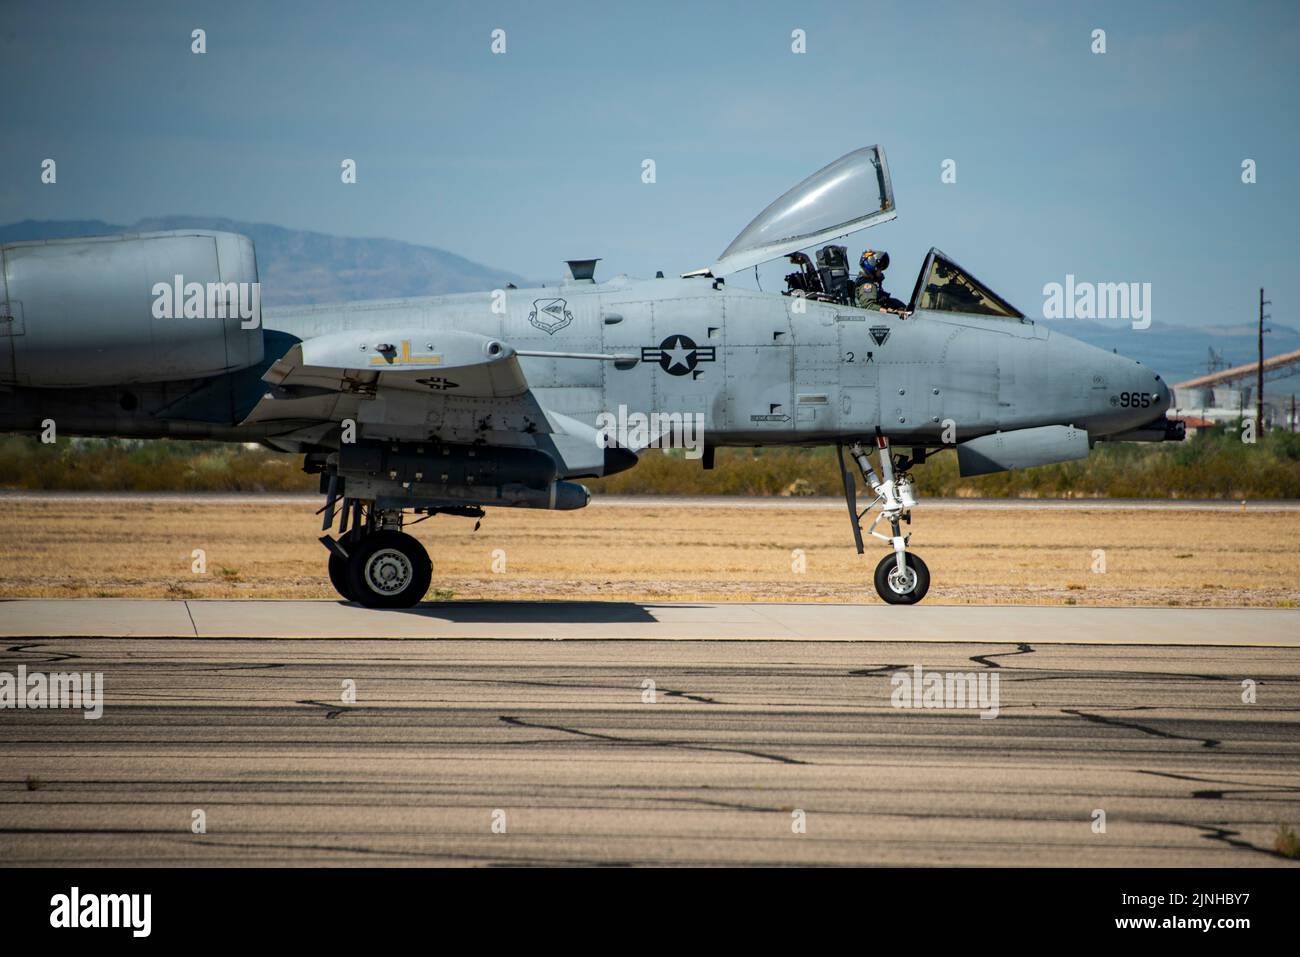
top-left (837, 436), bottom-right (931, 605)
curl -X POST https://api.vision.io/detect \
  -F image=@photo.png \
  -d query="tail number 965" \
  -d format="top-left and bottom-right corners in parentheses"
top-left (1110, 392), bottom-right (1153, 408)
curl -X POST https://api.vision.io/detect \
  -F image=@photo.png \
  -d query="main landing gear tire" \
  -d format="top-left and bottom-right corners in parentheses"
top-left (345, 530), bottom-right (432, 609)
top-left (328, 551), bottom-right (358, 603)
top-left (873, 552), bottom-right (930, 605)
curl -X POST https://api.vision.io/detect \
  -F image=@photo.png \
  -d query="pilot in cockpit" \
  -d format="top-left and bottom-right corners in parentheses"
top-left (854, 249), bottom-right (906, 312)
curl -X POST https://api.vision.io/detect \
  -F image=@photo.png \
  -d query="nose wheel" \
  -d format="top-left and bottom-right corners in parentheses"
top-left (873, 552), bottom-right (930, 605)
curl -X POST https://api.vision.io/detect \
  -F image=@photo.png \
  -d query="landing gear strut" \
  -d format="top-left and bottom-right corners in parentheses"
top-left (837, 435), bottom-right (930, 605)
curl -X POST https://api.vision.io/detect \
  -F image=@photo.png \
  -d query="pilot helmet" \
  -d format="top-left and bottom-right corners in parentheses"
top-left (860, 249), bottom-right (890, 274)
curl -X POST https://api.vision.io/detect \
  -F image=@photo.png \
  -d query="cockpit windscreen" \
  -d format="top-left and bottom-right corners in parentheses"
top-left (912, 252), bottom-right (1024, 319)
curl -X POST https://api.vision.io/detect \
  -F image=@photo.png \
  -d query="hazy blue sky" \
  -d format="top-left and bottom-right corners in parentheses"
top-left (2, 0), bottom-right (1297, 329)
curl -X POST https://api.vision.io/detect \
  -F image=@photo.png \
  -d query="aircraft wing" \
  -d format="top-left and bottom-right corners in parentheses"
top-left (260, 327), bottom-right (531, 399)
top-left (240, 327), bottom-right (531, 433)
top-left (241, 328), bottom-right (634, 476)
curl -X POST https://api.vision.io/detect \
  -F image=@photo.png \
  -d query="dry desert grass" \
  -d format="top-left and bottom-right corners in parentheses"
top-left (0, 498), bottom-right (1297, 607)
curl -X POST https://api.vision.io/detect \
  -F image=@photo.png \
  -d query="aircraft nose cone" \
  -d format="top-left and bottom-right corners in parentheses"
top-left (1116, 355), bottom-right (1169, 413)
top-left (1097, 353), bottom-right (1171, 432)
top-left (1152, 375), bottom-right (1172, 415)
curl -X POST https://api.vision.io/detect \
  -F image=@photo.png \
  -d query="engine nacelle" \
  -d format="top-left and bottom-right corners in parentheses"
top-left (0, 230), bottom-right (264, 387)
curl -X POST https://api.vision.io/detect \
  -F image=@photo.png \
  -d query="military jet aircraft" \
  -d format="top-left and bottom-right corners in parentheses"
top-left (0, 146), bottom-right (1180, 607)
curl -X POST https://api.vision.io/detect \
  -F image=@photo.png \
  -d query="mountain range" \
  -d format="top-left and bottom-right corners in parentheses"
top-left (0, 216), bottom-right (530, 305)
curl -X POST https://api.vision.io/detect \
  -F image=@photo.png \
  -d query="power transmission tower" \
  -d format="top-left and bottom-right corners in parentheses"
top-left (1206, 346), bottom-right (1226, 374)
top-left (1257, 289), bottom-right (1270, 433)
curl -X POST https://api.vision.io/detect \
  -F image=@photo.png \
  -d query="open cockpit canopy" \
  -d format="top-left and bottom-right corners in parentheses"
top-left (704, 146), bottom-right (896, 277)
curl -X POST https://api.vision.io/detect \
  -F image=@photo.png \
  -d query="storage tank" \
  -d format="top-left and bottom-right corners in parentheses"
top-left (1173, 386), bottom-right (1209, 409)
top-left (1212, 386), bottom-right (1246, 410)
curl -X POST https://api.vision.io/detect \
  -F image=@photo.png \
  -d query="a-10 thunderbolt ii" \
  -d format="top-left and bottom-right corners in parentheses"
top-left (0, 146), bottom-right (1181, 607)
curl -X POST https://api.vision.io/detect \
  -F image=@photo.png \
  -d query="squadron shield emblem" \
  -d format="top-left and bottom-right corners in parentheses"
top-left (528, 298), bottom-right (574, 335)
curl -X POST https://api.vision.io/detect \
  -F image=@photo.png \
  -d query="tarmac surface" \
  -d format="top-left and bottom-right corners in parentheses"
top-left (3, 599), bottom-right (1300, 644)
top-left (1, 600), bottom-right (1298, 866)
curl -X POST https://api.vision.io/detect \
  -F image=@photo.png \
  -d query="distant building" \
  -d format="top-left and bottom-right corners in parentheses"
top-left (1168, 414), bottom-right (1217, 437)
top-left (1172, 349), bottom-right (1300, 432)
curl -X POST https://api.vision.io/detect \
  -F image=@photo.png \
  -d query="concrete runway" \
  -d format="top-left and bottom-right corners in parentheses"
top-left (4, 598), bottom-right (1300, 644)
top-left (2, 600), bottom-right (1299, 866)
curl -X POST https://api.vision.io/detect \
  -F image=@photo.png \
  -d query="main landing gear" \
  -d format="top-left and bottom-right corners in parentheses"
top-left (837, 435), bottom-right (930, 605)
top-left (319, 497), bottom-right (435, 608)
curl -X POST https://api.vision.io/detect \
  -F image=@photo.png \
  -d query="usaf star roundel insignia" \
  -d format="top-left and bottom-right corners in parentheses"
top-left (641, 334), bottom-right (717, 376)
top-left (529, 298), bottom-right (574, 335)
